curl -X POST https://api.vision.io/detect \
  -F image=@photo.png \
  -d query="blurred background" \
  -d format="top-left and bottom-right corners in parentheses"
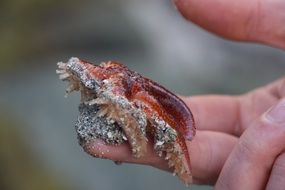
top-left (0, 0), bottom-right (285, 190)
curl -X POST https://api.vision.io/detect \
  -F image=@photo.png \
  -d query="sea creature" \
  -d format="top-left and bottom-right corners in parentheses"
top-left (57, 57), bottom-right (196, 185)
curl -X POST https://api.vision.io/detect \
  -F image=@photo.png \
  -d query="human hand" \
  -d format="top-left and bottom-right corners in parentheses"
top-left (174, 0), bottom-right (285, 49)
top-left (81, 1), bottom-right (285, 189)
top-left (83, 77), bottom-right (285, 189)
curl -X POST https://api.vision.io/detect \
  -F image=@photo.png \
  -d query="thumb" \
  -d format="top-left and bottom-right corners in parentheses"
top-left (216, 98), bottom-right (285, 190)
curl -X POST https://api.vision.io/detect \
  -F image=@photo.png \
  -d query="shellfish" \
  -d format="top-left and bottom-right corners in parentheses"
top-left (57, 57), bottom-right (196, 185)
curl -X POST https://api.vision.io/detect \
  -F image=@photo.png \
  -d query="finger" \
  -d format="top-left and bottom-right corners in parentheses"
top-left (83, 130), bottom-right (237, 184)
top-left (238, 77), bottom-right (285, 134)
top-left (215, 99), bottom-right (285, 190)
top-left (174, 0), bottom-right (258, 41)
top-left (183, 95), bottom-right (241, 135)
top-left (266, 153), bottom-right (285, 190)
top-left (83, 138), bottom-right (165, 169)
top-left (183, 77), bottom-right (285, 136)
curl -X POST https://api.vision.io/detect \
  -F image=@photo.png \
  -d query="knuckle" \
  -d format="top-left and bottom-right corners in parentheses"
top-left (237, 121), bottom-right (281, 162)
top-left (237, 137), bottom-right (261, 162)
top-left (236, 132), bottom-right (273, 170)
top-left (240, 117), bottom-right (285, 163)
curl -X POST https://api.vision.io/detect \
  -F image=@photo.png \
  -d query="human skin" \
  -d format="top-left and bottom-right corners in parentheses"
top-left (83, 0), bottom-right (285, 189)
top-left (174, 0), bottom-right (285, 49)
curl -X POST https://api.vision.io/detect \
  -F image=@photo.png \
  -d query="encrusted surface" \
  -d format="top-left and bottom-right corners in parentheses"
top-left (76, 103), bottom-right (126, 145)
top-left (57, 57), bottom-right (195, 185)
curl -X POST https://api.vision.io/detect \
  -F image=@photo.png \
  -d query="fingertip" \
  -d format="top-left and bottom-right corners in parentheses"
top-left (81, 139), bottom-right (166, 168)
top-left (82, 139), bottom-right (133, 161)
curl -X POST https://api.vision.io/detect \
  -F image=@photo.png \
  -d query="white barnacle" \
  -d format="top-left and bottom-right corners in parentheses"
top-left (87, 98), bottom-right (107, 105)
top-left (57, 62), bottom-right (67, 69)
top-left (156, 141), bottom-right (164, 146)
top-left (56, 69), bottom-right (66, 74)
top-left (122, 135), bottom-right (127, 140)
top-left (59, 73), bottom-right (71, 80)
top-left (107, 132), bottom-right (113, 138)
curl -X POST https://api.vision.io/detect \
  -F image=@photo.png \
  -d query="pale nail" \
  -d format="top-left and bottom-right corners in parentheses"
top-left (265, 101), bottom-right (285, 124)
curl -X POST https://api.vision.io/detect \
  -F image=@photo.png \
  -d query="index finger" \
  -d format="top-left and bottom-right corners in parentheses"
top-left (83, 130), bottom-right (237, 184)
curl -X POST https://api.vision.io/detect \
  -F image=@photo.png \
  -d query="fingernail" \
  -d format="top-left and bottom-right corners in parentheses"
top-left (265, 101), bottom-right (285, 124)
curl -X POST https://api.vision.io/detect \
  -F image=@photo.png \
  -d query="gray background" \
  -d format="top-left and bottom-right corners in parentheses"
top-left (0, 0), bottom-right (285, 190)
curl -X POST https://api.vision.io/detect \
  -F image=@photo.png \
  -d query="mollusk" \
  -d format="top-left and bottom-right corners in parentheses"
top-left (57, 57), bottom-right (196, 185)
